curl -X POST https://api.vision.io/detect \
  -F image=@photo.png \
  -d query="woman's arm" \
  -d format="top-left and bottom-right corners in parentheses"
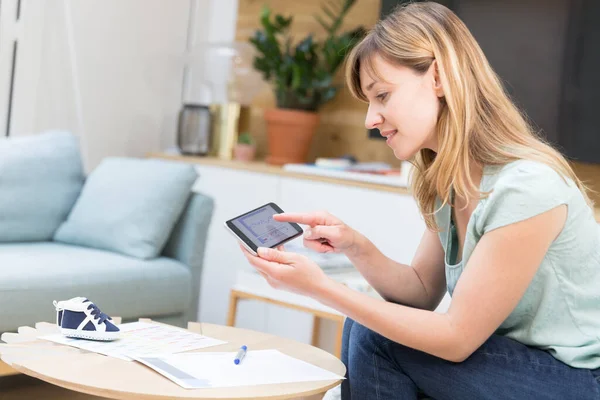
top-left (273, 211), bottom-right (447, 311)
top-left (348, 229), bottom-right (447, 311)
top-left (315, 205), bottom-right (567, 361)
top-left (247, 205), bottom-right (567, 362)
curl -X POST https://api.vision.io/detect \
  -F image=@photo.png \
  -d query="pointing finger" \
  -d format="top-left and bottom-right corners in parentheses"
top-left (273, 213), bottom-right (318, 226)
top-left (273, 211), bottom-right (340, 227)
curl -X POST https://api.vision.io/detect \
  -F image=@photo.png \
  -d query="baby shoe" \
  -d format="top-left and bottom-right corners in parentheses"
top-left (53, 297), bottom-right (120, 341)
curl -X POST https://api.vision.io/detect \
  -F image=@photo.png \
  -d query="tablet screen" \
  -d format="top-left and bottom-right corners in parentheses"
top-left (228, 203), bottom-right (301, 249)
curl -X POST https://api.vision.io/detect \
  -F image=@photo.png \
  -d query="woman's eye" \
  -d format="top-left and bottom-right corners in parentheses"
top-left (376, 92), bottom-right (388, 101)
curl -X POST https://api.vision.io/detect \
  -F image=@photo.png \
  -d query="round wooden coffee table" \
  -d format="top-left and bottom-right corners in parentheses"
top-left (0, 319), bottom-right (345, 399)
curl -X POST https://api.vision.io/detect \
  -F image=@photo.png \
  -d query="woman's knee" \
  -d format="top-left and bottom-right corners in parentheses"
top-left (343, 322), bottom-right (420, 399)
top-left (346, 321), bottom-right (389, 362)
top-left (346, 322), bottom-right (430, 369)
top-left (342, 317), bottom-right (355, 343)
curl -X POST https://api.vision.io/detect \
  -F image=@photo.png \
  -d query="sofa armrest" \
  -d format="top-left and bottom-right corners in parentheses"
top-left (162, 191), bottom-right (214, 323)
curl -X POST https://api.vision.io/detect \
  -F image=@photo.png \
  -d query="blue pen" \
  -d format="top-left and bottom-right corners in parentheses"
top-left (234, 345), bottom-right (247, 365)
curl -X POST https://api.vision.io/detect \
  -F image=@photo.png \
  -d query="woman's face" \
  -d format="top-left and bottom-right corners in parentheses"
top-left (360, 54), bottom-right (444, 160)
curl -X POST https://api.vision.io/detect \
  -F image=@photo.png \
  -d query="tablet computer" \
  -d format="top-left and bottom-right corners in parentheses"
top-left (225, 202), bottom-right (303, 256)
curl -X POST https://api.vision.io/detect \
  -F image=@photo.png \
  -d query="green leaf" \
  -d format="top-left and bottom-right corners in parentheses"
top-left (291, 64), bottom-right (302, 90)
top-left (276, 15), bottom-right (292, 30)
top-left (295, 35), bottom-right (314, 55)
top-left (260, 6), bottom-right (272, 33)
top-left (260, 5), bottom-right (270, 21)
top-left (238, 132), bottom-right (254, 145)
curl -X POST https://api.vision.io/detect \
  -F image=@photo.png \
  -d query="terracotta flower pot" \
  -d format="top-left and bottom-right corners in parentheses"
top-left (233, 143), bottom-right (256, 162)
top-left (264, 108), bottom-right (320, 166)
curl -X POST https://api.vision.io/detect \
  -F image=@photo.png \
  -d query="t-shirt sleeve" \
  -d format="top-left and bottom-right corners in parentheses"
top-left (475, 161), bottom-right (574, 235)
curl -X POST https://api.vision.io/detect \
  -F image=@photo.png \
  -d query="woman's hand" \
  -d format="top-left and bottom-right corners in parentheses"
top-left (273, 211), bottom-right (361, 256)
top-left (239, 244), bottom-right (334, 299)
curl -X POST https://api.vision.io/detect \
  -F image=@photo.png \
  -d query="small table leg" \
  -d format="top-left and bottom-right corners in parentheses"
top-left (226, 289), bottom-right (345, 359)
top-left (0, 361), bottom-right (17, 377)
top-left (311, 316), bottom-right (321, 347)
top-left (226, 290), bottom-right (239, 327)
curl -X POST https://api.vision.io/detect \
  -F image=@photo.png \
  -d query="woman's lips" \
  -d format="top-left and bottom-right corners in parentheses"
top-left (382, 130), bottom-right (397, 144)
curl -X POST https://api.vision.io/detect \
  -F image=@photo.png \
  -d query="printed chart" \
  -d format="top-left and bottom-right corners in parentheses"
top-left (240, 208), bottom-right (290, 244)
top-left (40, 322), bottom-right (226, 361)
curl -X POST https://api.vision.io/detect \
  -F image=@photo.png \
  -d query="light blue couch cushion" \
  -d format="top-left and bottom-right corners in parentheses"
top-left (54, 157), bottom-right (198, 259)
top-left (0, 242), bottom-right (192, 332)
top-left (0, 131), bottom-right (84, 242)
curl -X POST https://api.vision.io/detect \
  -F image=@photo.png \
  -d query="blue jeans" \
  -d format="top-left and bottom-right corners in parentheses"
top-left (341, 318), bottom-right (600, 400)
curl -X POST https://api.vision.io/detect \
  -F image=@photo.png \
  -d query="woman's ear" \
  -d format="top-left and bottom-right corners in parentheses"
top-left (431, 60), bottom-right (444, 98)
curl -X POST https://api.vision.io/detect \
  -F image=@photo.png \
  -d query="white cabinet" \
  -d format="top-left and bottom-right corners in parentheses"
top-left (193, 164), bottom-right (431, 347)
top-left (279, 177), bottom-right (425, 264)
top-left (192, 166), bottom-right (279, 333)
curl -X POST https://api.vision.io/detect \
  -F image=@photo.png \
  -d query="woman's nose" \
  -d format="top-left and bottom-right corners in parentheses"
top-left (365, 106), bottom-right (383, 129)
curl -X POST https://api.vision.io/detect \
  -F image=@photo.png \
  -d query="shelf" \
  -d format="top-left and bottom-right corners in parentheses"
top-left (147, 153), bottom-right (412, 195)
top-left (148, 153), bottom-right (600, 223)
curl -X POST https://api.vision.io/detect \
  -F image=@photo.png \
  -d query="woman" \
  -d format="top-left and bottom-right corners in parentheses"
top-left (239, 2), bottom-right (600, 399)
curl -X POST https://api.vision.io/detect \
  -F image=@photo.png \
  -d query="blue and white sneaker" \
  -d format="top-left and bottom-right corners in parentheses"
top-left (53, 297), bottom-right (120, 341)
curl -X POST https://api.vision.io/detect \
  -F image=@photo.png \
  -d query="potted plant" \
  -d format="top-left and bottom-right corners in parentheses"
top-left (249, 0), bottom-right (365, 165)
top-left (233, 132), bottom-right (257, 162)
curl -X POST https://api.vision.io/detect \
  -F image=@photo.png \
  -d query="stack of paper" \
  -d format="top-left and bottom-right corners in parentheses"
top-left (283, 163), bottom-right (409, 187)
top-left (134, 349), bottom-right (344, 389)
top-left (39, 322), bottom-right (226, 361)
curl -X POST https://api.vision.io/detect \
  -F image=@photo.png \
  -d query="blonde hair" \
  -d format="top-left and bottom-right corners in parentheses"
top-left (345, 1), bottom-right (594, 230)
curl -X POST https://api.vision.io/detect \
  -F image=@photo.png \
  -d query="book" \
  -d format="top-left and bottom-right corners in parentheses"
top-left (283, 163), bottom-right (409, 187)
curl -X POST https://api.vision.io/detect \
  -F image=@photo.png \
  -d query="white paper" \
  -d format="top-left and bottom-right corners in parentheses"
top-left (39, 322), bottom-right (227, 361)
top-left (133, 349), bottom-right (344, 389)
top-left (283, 164), bottom-right (409, 187)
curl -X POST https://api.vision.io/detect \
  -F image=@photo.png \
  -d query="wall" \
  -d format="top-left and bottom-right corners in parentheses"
top-left (182, 0), bottom-right (239, 106)
top-left (2, 0), bottom-right (239, 172)
top-left (235, 0), bottom-right (401, 166)
top-left (457, 0), bottom-right (600, 205)
top-left (459, 0), bottom-right (569, 145)
top-left (236, 0), bottom-right (600, 198)
top-left (3, 0), bottom-right (190, 170)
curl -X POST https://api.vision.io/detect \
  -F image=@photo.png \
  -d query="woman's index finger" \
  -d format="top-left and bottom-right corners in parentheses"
top-left (273, 212), bottom-right (323, 226)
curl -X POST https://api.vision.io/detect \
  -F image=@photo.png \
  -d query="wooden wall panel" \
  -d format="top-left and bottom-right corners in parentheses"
top-left (235, 0), bottom-right (600, 191)
top-left (235, 0), bottom-right (401, 165)
top-left (571, 162), bottom-right (600, 206)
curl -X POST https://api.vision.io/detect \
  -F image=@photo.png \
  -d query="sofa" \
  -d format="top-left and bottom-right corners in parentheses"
top-left (0, 132), bottom-right (214, 334)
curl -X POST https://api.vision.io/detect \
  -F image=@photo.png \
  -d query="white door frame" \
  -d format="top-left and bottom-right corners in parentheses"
top-left (0, 0), bottom-right (46, 137)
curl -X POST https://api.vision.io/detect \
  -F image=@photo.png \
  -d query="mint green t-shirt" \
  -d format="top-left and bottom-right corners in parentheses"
top-left (435, 160), bottom-right (600, 369)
